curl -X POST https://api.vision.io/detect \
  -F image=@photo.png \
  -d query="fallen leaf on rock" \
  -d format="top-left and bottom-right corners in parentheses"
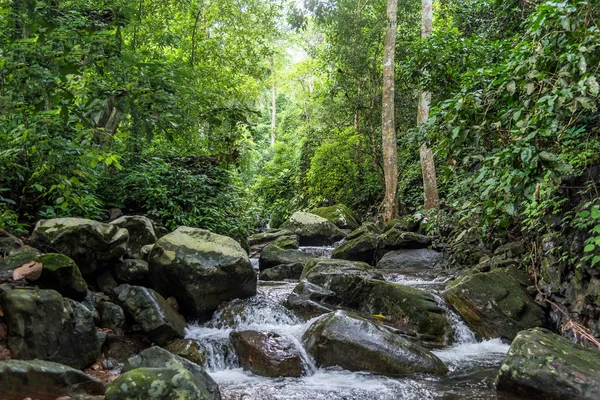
top-left (12, 261), bottom-right (43, 281)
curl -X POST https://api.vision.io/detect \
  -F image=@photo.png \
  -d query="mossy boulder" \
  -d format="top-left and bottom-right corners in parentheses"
top-left (286, 280), bottom-right (336, 318)
top-left (375, 249), bottom-right (448, 271)
top-left (110, 215), bottom-right (158, 258)
top-left (248, 229), bottom-right (294, 247)
top-left (106, 367), bottom-right (217, 400)
top-left (382, 215), bottom-right (421, 233)
top-left (259, 263), bottom-right (304, 281)
top-left (346, 223), bottom-right (381, 241)
top-left (148, 226), bottom-right (257, 320)
top-left (331, 233), bottom-right (378, 265)
top-left (310, 204), bottom-right (360, 230)
top-left (35, 253), bottom-right (87, 300)
top-left (0, 288), bottom-right (99, 369)
top-left (0, 360), bottom-right (105, 400)
top-left (115, 284), bottom-right (186, 346)
top-left (444, 269), bottom-right (545, 340)
top-left (377, 227), bottom-right (435, 259)
top-left (165, 339), bottom-right (207, 367)
top-left (230, 330), bottom-right (306, 377)
top-left (30, 218), bottom-right (128, 275)
top-left (121, 346), bottom-right (220, 400)
top-left (114, 259), bottom-right (150, 284)
top-left (303, 311), bottom-right (447, 376)
top-left (0, 235), bottom-right (22, 256)
top-left (280, 212), bottom-right (346, 246)
top-left (0, 246), bottom-right (40, 273)
top-left (497, 328), bottom-right (600, 400)
top-left (258, 236), bottom-right (312, 271)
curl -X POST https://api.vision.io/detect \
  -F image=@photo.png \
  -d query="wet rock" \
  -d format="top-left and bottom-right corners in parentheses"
top-left (310, 204), bottom-right (360, 230)
top-left (114, 259), bottom-right (150, 284)
top-left (280, 212), bottom-right (346, 246)
top-left (496, 327), bottom-right (600, 400)
top-left (231, 330), bottom-right (306, 377)
top-left (122, 346), bottom-right (220, 399)
top-left (110, 215), bottom-right (157, 258)
top-left (165, 339), bottom-right (207, 366)
top-left (115, 284), bottom-right (185, 345)
top-left (102, 334), bottom-right (150, 362)
top-left (346, 223), bottom-right (381, 241)
top-left (286, 280), bottom-right (336, 318)
top-left (0, 360), bottom-right (105, 400)
top-left (35, 253), bottom-right (87, 301)
top-left (260, 263), bottom-right (304, 281)
top-left (248, 229), bottom-right (295, 247)
top-left (148, 226), bottom-right (257, 320)
top-left (30, 218), bottom-right (128, 275)
top-left (375, 249), bottom-right (448, 271)
top-left (0, 288), bottom-right (99, 369)
top-left (303, 311), bottom-right (447, 376)
top-left (444, 269), bottom-right (545, 340)
top-left (106, 367), bottom-right (217, 400)
top-left (331, 233), bottom-right (378, 265)
top-left (258, 236), bottom-right (312, 271)
top-left (97, 301), bottom-right (127, 335)
top-left (377, 227), bottom-right (435, 259)
top-left (383, 215), bottom-right (421, 233)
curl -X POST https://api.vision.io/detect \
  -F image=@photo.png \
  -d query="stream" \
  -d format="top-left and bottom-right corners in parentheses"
top-left (187, 246), bottom-right (524, 400)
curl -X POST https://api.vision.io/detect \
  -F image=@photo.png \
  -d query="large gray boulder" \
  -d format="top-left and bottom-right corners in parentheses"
top-left (110, 215), bottom-right (158, 258)
top-left (231, 330), bottom-right (306, 377)
top-left (375, 249), bottom-right (448, 270)
top-left (260, 263), bottom-right (304, 281)
top-left (258, 236), bottom-right (312, 271)
top-left (148, 227), bottom-right (257, 320)
top-left (114, 258), bottom-right (150, 284)
top-left (377, 226), bottom-right (434, 259)
top-left (280, 212), bottom-right (346, 246)
top-left (310, 204), bottom-right (360, 230)
top-left (121, 346), bottom-right (220, 400)
top-left (346, 223), bottom-right (381, 241)
top-left (444, 269), bottom-right (545, 340)
top-left (303, 311), bottom-right (447, 376)
top-left (115, 284), bottom-right (186, 346)
top-left (35, 253), bottom-right (88, 301)
top-left (497, 328), bottom-right (600, 400)
top-left (0, 289), bottom-right (99, 369)
top-left (331, 232), bottom-right (378, 265)
top-left (30, 218), bottom-right (128, 275)
top-left (0, 360), bottom-right (105, 399)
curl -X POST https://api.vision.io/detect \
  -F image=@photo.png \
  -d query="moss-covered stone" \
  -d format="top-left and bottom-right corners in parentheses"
top-left (444, 269), bottom-right (545, 340)
top-left (0, 289), bottom-right (99, 369)
top-left (259, 263), bottom-right (304, 281)
top-left (31, 218), bottom-right (129, 275)
top-left (310, 204), bottom-right (360, 230)
top-left (258, 236), bottom-right (312, 271)
top-left (497, 328), bottom-right (600, 400)
top-left (105, 367), bottom-right (216, 400)
top-left (148, 226), bottom-right (257, 320)
top-left (377, 227), bottom-right (435, 259)
top-left (375, 249), bottom-right (448, 271)
top-left (280, 212), bottom-right (346, 246)
top-left (248, 229), bottom-right (294, 247)
top-left (0, 246), bottom-right (40, 272)
top-left (0, 360), bottom-right (105, 399)
top-left (303, 310), bottom-right (447, 376)
top-left (98, 301), bottom-right (127, 335)
top-left (331, 233), bottom-right (378, 265)
top-left (114, 259), bottom-right (150, 284)
top-left (346, 223), bottom-right (381, 241)
top-left (165, 339), bottom-right (207, 367)
top-left (110, 215), bottom-right (157, 258)
top-left (35, 253), bottom-right (87, 300)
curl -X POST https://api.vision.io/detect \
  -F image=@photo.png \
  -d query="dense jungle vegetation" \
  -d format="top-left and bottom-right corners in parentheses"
top-left (1, 0), bottom-right (599, 268)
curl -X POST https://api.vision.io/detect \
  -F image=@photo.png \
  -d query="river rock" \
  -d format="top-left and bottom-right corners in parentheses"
top-left (375, 249), bottom-right (448, 271)
top-left (0, 246), bottom-right (40, 272)
top-left (230, 330), bottom-right (306, 377)
top-left (383, 215), bottom-right (422, 233)
top-left (346, 223), bottom-right (381, 241)
top-left (0, 288), bottom-right (99, 369)
top-left (260, 263), bottom-right (304, 281)
top-left (165, 339), bottom-right (207, 366)
top-left (258, 236), bottom-right (312, 271)
top-left (286, 280), bottom-right (336, 318)
top-left (280, 212), bottom-right (346, 246)
top-left (444, 269), bottom-right (545, 340)
top-left (148, 226), bottom-right (257, 320)
top-left (115, 284), bottom-right (185, 345)
top-left (496, 327), bottom-right (600, 400)
top-left (248, 229), bottom-right (294, 247)
top-left (30, 218), bottom-right (128, 275)
top-left (122, 346), bottom-right (220, 399)
top-left (0, 360), bottom-right (105, 400)
top-left (110, 215), bottom-right (157, 258)
top-left (310, 204), bottom-right (360, 230)
top-left (34, 253), bottom-right (88, 300)
top-left (331, 232), bottom-right (378, 265)
top-left (377, 227), bottom-right (434, 259)
top-left (102, 334), bottom-right (151, 362)
top-left (114, 259), bottom-right (150, 284)
top-left (303, 311), bottom-right (447, 376)
top-left (106, 367), bottom-right (217, 400)
top-left (97, 301), bottom-right (127, 335)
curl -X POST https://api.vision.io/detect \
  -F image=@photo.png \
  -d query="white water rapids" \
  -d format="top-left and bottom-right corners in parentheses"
top-left (186, 245), bottom-right (520, 400)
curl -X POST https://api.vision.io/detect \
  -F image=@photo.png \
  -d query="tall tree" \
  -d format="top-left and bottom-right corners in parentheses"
top-left (270, 56), bottom-right (277, 147)
top-left (381, 0), bottom-right (399, 221)
top-left (418, 0), bottom-right (439, 212)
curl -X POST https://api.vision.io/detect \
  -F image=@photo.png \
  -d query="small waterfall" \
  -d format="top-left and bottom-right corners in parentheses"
top-left (431, 293), bottom-right (477, 345)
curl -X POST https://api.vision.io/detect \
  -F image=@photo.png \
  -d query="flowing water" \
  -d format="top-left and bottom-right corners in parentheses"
top-left (186, 245), bottom-right (524, 400)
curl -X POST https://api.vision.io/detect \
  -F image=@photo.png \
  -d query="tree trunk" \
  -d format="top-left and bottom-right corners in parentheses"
top-left (270, 57), bottom-right (276, 147)
top-left (381, 0), bottom-right (399, 222)
top-left (418, 0), bottom-right (439, 212)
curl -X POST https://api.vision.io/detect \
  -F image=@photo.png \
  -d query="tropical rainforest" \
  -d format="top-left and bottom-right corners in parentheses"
top-left (0, 0), bottom-right (599, 398)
